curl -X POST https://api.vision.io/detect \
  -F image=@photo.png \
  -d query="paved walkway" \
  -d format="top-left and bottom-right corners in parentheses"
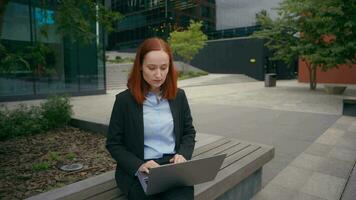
top-left (252, 116), bottom-right (356, 200)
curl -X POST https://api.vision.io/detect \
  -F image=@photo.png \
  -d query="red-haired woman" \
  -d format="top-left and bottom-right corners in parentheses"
top-left (106, 38), bottom-right (196, 200)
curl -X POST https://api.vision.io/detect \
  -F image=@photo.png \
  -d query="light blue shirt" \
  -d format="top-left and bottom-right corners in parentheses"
top-left (143, 92), bottom-right (176, 160)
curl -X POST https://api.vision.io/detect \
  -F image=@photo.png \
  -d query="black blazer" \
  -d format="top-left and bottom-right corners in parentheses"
top-left (106, 88), bottom-right (196, 194)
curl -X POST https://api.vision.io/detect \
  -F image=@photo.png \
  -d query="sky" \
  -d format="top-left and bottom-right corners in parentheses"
top-left (216, 0), bottom-right (282, 30)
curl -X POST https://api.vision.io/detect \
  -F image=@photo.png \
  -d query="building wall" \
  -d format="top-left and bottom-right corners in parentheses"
top-left (0, 0), bottom-right (106, 102)
top-left (191, 37), bottom-right (266, 80)
top-left (298, 59), bottom-right (356, 84)
top-left (190, 37), bottom-right (297, 80)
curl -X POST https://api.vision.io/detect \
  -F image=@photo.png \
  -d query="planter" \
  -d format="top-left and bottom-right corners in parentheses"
top-left (323, 84), bottom-right (347, 95)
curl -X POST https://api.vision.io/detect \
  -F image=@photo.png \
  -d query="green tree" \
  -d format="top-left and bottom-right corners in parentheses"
top-left (168, 20), bottom-right (207, 74)
top-left (253, 0), bottom-right (356, 90)
top-left (54, 0), bottom-right (122, 44)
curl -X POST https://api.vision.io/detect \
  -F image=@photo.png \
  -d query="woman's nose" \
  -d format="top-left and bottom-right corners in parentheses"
top-left (154, 69), bottom-right (162, 77)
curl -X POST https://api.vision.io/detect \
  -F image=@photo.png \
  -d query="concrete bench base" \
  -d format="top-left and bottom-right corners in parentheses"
top-left (217, 168), bottom-right (261, 200)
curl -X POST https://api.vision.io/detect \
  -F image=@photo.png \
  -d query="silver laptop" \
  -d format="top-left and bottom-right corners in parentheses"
top-left (137, 154), bottom-right (226, 195)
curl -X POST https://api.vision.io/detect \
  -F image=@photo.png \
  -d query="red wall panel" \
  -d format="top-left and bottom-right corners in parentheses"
top-left (298, 59), bottom-right (356, 84)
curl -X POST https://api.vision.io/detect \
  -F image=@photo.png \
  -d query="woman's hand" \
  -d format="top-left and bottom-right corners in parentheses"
top-left (138, 160), bottom-right (160, 174)
top-left (169, 154), bottom-right (187, 164)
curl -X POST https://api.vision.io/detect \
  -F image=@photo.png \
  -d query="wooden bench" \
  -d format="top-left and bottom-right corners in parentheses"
top-left (343, 96), bottom-right (356, 117)
top-left (26, 133), bottom-right (274, 200)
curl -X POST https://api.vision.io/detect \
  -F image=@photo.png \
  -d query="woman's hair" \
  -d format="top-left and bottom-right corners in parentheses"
top-left (127, 37), bottom-right (178, 104)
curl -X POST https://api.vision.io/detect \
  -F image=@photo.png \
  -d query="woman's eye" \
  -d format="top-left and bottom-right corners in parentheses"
top-left (148, 67), bottom-right (155, 70)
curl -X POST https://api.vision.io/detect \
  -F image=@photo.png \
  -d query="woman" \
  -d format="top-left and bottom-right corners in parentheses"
top-left (106, 37), bottom-right (196, 200)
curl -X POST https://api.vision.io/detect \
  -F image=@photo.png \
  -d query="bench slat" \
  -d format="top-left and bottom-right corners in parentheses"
top-left (111, 196), bottom-right (127, 200)
top-left (221, 145), bottom-right (261, 169)
top-left (25, 171), bottom-right (117, 200)
top-left (219, 143), bottom-right (250, 157)
top-left (195, 134), bottom-right (224, 149)
top-left (192, 138), bottom-right (230, 157)
top-left (86, 187), bottom-right (124, 200)
top-left (194, 140), bottom-right (240, 159)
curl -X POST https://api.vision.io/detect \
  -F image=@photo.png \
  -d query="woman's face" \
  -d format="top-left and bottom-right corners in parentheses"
top-left (142, 50), bottom-right (170, 93)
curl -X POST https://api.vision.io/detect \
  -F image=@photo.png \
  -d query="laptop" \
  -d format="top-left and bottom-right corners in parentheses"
top-left (137, 154), bottom-right (226, 195)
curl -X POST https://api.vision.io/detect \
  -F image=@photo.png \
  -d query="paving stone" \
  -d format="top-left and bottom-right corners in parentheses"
top-left (348, 123), bottom-right (356, 132)
top-left (331, 123), bottom-right (351, 131)
top-left (305, 143), bottom-right (332, 157)
top-left (335, 137), bottom-right (356, 151)
top-left (252, 183), bottom-right (298, 200)
top-left (301, 172), bottom-right (346, 200)
top-left (320, 158), bottom-right (354, 179)
top-left (336, 116), bottom-right (356, 125)
top-left (290, 153), bottom-right (325, 171)
top-left (328, 146), bottom-right (356, 162)
top-left (342, 131), bottom-right (356, 139)
top-left (292, 192), bottom-right (327, 200)
top-left (269, 165), bottom-right (312, 191)
top-left (350, 166), bottom-right (356, 182)
top-left (315, 129), bottom-right (345, 145)
top-left (290, 153), bottom-right (353, 179)
top-left (341, 179), bottom-right (356, 200)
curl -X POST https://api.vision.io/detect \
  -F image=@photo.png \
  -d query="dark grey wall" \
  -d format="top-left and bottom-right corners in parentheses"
top-left (191, 37), bottom-right (266, 80)
top-left (191, 37), bottom-right (297, 80)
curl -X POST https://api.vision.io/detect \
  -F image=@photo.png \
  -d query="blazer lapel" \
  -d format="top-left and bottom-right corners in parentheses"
top-left (134, 102), bottom-right (144, 159)
top-left (168, 99), bottom-right (179, 148)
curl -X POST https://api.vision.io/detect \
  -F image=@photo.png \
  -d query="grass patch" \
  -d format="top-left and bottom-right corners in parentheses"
top-left (107, 56), bottom-right (134, 64)
top-left (65, 152), bottom-right (76, 160)
top-left (49, 152), bottom-right (61, 161)
top-left (178, 71), bottom-right (209, 80)
top-left (32, 162), bottom-right (50, 172)
top-left (121, 69), bottom-right (130, 73)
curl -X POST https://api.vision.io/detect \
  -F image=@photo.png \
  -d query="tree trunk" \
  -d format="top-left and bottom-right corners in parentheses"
top-left (182, 61), bottom-right (187, 75)
top-left (310, 65), bottom-right (317, 90)
top-left (306, 62), bottom-right (313, 90)
top-left (306, 62), bottom-right (317, 90)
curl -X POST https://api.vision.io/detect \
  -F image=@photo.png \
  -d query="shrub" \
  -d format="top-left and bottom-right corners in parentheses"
top-left (0, 95), bottom-right (73, 141)
top-left (41, 95), bottom-right (73, 129)
top-left (115, 55), bottom-right (122, 61)
top-left (0, 105), bottom-right (43, 140)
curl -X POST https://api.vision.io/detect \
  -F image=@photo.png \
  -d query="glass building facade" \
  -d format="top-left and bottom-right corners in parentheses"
top-left (109, 0), bottom-right (216, 50)
top-left (0, 0), bottom-right (106, 102)
top-left (108, 0), bottom-right (282, 49)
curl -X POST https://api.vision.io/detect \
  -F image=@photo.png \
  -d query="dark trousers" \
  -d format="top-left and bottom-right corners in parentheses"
top-left (128, 180), bottom-right (194, 200)
top-left (126, 154), bottom-right (194, 200)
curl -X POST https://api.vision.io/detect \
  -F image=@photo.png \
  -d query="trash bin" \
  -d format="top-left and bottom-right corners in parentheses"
top-left (265, 73), bottom-right (276, 87)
